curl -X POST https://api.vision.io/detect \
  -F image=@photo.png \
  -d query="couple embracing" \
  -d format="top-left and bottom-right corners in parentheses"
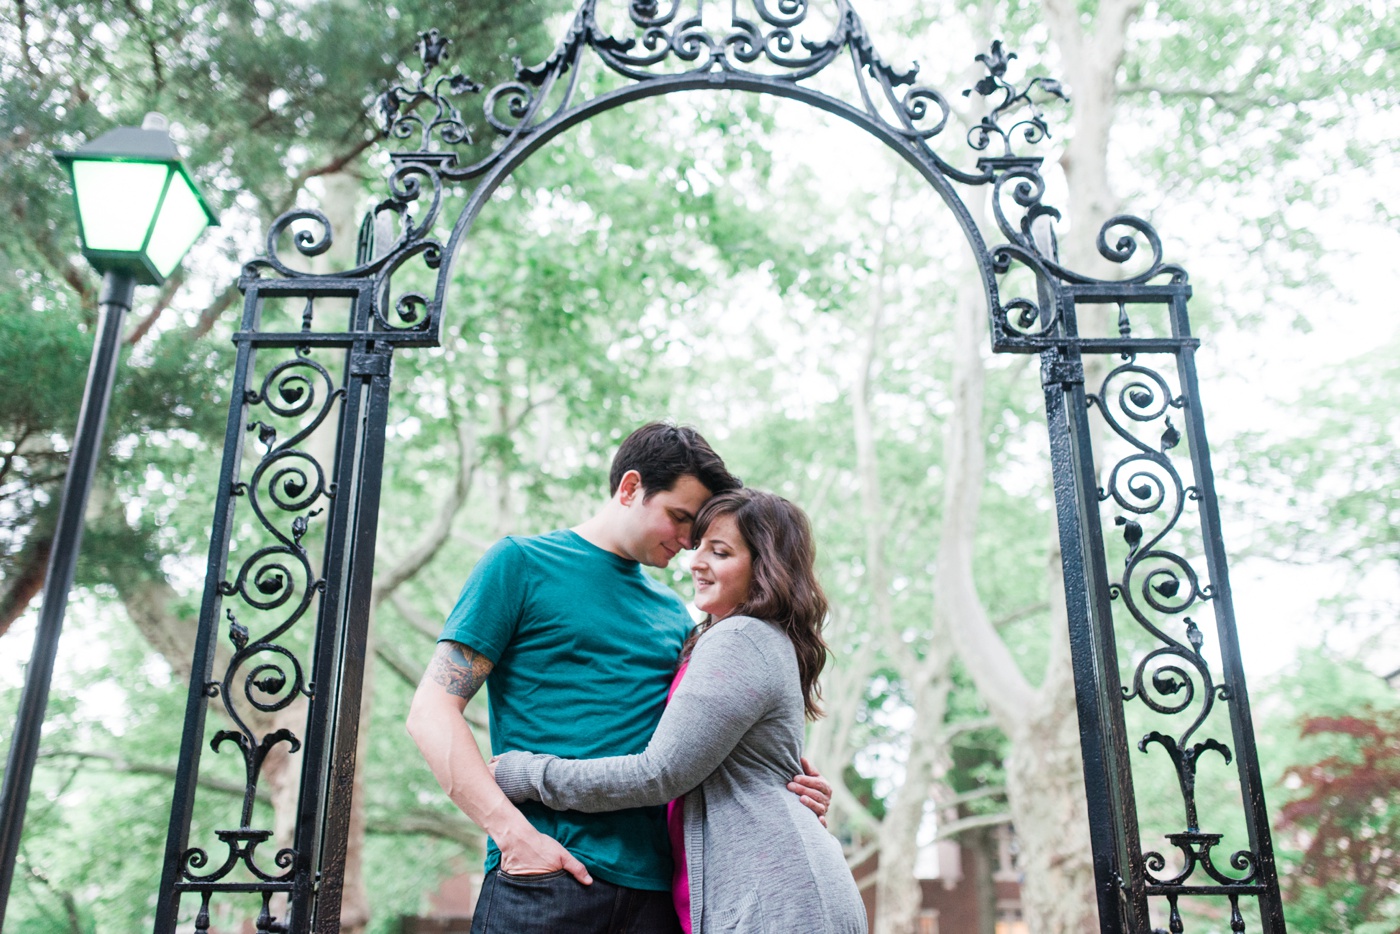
top-left (407, 423), bottom-right (867, 934)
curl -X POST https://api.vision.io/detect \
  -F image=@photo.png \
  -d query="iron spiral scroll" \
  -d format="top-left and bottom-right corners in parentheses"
top-left (172, 350), bottom-right (343, 932)
top-left (1092, 356), bottom-right (1265, 900)
top-left (154, 3), bottom-right (1286, 931)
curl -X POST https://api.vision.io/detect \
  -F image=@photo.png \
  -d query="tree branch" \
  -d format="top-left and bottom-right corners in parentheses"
top-left (939, 716), bottom-right (999, 742)
top-left (939, 279), bottom-right (1035, 725)
top-left (274, 139), bottom-right (378, 218)
top-left (940, 785), bottom-right (1008, 810)
top-left (38, 748), bottom-right (256, 800)
top-left (367, 809), bottom-right (483, 848)
top-left (14, 1), bottom-right (40, 76)
top-left (992, 601), bottom-right (1051, 629)
top-left (371, 411), bottom-right (478, 606)
top-left (11, 200), bottom-right (96, 312)
top-left (189, 283), bottom-right (243, 341)
top-left (125, 269), bottom-right (187, 345)
top-left (935, 811), bottom-right (1013, 840)
top-left (388, 591), bottom-right (441, 640)
top-left (0, 534), bottom-right (51, 638)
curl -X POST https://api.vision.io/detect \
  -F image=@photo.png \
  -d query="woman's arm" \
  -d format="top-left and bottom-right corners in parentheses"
top-left (493, 625), bottom-right (774, 812)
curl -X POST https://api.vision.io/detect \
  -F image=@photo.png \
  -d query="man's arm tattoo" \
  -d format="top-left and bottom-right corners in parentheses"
top-left (427, 641), bottom-right (494, 701)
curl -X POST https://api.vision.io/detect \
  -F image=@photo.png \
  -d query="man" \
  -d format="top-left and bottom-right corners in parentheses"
top-left (408, 423), bottom-right (832, 933)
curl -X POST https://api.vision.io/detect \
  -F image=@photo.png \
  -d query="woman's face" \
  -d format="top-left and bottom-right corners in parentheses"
top-left (689, 513), bottom-right (753, 620)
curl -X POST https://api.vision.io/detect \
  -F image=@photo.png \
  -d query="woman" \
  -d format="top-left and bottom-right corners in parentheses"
top-left (491, 489), bottom-right (866, 933)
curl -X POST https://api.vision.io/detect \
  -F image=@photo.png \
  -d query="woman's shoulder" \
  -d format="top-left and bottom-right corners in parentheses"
top-left (701, 615), bottom-right (792, 655)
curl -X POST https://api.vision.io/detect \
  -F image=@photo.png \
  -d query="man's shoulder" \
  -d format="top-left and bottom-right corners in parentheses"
top-left (495, 528), bottom-right (573, 555)
top-left (481, 528), bottom-right (582, 566)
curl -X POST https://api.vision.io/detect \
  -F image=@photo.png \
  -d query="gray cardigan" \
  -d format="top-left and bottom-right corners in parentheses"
top-left (493, 615), bottom-right (866, 934)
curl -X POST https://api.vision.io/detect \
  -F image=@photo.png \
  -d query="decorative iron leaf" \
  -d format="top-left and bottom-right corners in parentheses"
top-left (1188, 737), bottom-right (1233, 767)
top-left (1185, 617), bottom-right (1204, 653)
top-left (210, 729), bottom-right (248, 754)
top-left (1161, 417), bottom-right (1180, 451)
top-left (977, 39), bottom-right (1014, 77)
top-left (448, 74), bottom-right (483, 95)
top-left (256, 572), bottom-right (285, 595)
top-left (1129, 389), bottom-right (1152, 408)
top-left (283, 476), bottom-right (306, 499)
top-left (279, 383), bottom-right (305, 404)
top-left (1152, 668), bottom-right (1186, 696)
top-left (253, 671), bottom-right (287, 695)
top-left (251, 422), bottom-right (276, 450)
top-left (1153, 576), bottom-right (1180, 598)
top-left (1129, 479), bottom-right (1153, 501)
top-left (418, 29), bottom-right (450, 71)
top-left (227, 610), bottom-right (248, 650)
top-left (1116, 516), bottom-right (1142, 556)
top-left (1138, 730), bottom-right (1180, 761)
top-left (258, 727), bottom-right (302, 758)
top-left (376, 89), bottom-right (400, 132)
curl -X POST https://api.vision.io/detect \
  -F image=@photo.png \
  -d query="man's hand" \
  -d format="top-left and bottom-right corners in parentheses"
top-left (496, 819), bottom-right (593, 885)
top-left (789, 756), bottom-right (833, 827)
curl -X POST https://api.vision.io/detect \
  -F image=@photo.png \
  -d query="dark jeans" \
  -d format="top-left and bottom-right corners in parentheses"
top-left (470, 869), bottom-right (683, 934)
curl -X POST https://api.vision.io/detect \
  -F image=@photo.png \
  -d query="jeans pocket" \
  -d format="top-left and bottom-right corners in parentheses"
top-left (498, 867), bottom-right (571, 882)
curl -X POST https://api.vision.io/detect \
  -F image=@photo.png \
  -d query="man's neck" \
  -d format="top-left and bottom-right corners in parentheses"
top-left (572, 511), bottom-right (630, 560)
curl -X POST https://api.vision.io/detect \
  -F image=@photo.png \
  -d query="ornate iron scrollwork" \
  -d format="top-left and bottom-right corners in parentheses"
top-left (1093, 357), bottom-right (1259, 885)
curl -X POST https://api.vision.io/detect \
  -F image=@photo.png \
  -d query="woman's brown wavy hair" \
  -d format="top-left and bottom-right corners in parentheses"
top-left (682, 488), bottom-right (830, 720)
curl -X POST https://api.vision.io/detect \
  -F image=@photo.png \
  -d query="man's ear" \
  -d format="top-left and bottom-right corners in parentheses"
top-left (617, 469), bottom-right (643, 506)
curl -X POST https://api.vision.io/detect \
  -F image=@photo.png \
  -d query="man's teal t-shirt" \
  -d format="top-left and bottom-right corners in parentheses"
top-left (440, 529), bottom-right (692, 891)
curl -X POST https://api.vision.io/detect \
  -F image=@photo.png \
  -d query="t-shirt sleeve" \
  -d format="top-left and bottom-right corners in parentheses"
top-left (438, 537), bottom-right (528, 664)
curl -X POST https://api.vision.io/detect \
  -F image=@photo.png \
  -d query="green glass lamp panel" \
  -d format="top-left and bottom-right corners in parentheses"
top-left (145, 172), bottom-right (210, 277)
top-left (71, 160), bottom-right (169, 252)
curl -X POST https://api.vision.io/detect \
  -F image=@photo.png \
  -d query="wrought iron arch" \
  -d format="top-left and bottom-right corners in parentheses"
top-left (154, 3), bottom-right (1287, 932)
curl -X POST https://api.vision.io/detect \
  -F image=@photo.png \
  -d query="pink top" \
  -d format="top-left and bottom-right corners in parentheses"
top-left (665, 660), bottom-right (692, 933)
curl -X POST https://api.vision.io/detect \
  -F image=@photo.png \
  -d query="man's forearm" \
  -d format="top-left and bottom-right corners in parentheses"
top-left (407, 683), bottom-right (529, 840)
top-left (409, 639), bottom-right (593, 883)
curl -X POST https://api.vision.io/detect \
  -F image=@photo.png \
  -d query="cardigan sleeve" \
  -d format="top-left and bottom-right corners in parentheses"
top-left (493, 621), bottom-right (778, 811)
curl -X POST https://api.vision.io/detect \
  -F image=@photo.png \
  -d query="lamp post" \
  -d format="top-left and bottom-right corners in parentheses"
top-left (0, 113), bottom-right (217, 919)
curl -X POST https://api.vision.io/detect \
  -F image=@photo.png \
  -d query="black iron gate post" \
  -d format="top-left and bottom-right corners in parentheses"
top-left (153, 5), bottom-right (1288, 931)
top-left (154, 219), bottom-right (439, 930)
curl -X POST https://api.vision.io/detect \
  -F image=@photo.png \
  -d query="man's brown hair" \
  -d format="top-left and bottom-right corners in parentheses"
top-left (609, 422), bottom-right (742, 500)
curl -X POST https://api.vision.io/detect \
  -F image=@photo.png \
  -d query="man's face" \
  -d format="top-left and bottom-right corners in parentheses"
top-left (617, 472), bottom-right (712, 568)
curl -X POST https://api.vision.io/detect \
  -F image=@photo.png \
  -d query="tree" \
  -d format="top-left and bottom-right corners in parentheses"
top-left (1278, 707), bottom-right (1400, 932)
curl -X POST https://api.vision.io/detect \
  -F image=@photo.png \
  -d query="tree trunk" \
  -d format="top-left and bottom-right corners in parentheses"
top-left (1004, 556), bottom-right (1096, 933)
top-left (873, 655), bottom-right (952, 934)
top-left (849, 178), bottom-right (959, 934)
top-left (0, 533), bottom-right (51, 637)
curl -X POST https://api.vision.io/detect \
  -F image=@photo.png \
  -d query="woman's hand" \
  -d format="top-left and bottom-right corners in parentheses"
top-left (789, 756), bottom-right (833, 826)
top-left (487, 755), bottom-right (499, 780)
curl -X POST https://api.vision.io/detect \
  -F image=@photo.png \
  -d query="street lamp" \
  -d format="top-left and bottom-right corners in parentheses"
top-left (0, 113), bottom-right (217, 919)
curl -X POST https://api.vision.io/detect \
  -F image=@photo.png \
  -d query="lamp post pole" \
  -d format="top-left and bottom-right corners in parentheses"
top-left (0, 269), bottom-right (137, 918)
